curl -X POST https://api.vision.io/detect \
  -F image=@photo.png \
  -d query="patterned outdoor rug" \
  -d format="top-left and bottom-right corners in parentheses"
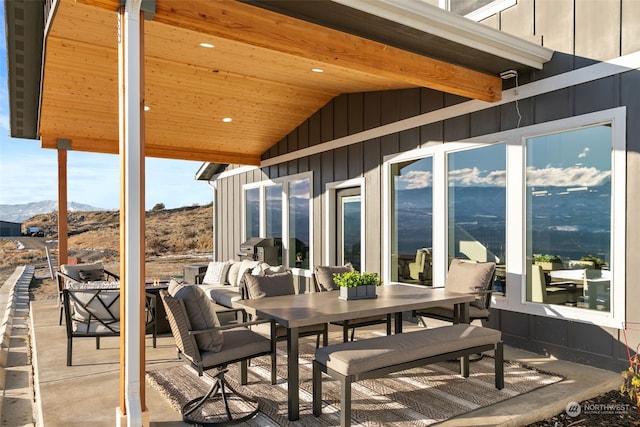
top-left (147, 331), bottom-right (564, 426)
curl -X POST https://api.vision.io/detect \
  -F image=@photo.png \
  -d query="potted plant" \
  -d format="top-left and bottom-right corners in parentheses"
top-left (580, 255), bottom-right (608, 269)
top-left (333, 270), bottom-right (382, 300)
top-left (534, 254), bottom-right (564, 271)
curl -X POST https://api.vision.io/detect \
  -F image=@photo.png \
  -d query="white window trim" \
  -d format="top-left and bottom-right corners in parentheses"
top-left (242, 171), bottom-right (314, 275)
top-left (325, 178), bottom-right (366, 270)
top-left (384, 107), bottom-right (626, 328)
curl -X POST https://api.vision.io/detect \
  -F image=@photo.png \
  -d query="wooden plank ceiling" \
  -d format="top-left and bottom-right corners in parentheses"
top-left (39, 0), bottom-right (502, 165)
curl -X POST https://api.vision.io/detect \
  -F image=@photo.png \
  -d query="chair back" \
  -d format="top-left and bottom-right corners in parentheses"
top-left (63, 286), bottom-right (121, 334)
top-left (313, 264), bottom-right (354, 292)
top-left (159, 289), bottom-right (202, 366)
top-left (529, 264), bottom-right (546, 303)
top-left (445, 258), bottom-right (496, 310)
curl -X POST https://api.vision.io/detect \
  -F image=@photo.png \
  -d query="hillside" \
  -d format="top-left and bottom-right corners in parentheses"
top-left (0, 204), bottom-right (214, 283)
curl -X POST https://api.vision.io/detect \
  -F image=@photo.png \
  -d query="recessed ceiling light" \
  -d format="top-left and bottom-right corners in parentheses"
top-left (222, 117), bottom-right (232, 123)
top-left (144, 105), bottom-right (151, 111)
top-left (199, 42), bottom-right (215, 48)
top-left (311, 68), bottom-right (324, 73)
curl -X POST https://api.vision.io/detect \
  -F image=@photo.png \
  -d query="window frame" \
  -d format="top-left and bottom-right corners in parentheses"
top-left (384, 108), bottom-right (626, 328)
top-left (325, 178), bottom-right (366, 270)
top-left (242, 171), bottom-right (314, 274)
top-left (439, 0), bottom-right (517, 21)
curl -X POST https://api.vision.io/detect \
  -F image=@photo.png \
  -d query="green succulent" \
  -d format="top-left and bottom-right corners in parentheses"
top-left (333, 270), bottom-right (382, 288)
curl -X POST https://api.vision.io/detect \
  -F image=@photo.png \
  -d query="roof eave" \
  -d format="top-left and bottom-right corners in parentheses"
top-left (4, 0), bottom-right (45, 140)
top-left (332, 0), bottom-right (554, 70)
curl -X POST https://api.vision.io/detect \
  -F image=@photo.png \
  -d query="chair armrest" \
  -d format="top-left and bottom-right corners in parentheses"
top-left (104, 269), bottom-right (120, 281)
top-left (470, 288), bottom-right (496, 295)
top-left (189, 318), bottom-right (274, 335)
top-left (214, 306), bottom-right (248, 323)
top-left (215, 307), bottom-right (246, 316)
top-left (56, 271), bottom-right (82, 289)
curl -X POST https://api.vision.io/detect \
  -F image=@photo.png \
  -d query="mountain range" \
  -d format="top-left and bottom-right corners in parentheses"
top-left (0, 200), bottom-right (104, 223)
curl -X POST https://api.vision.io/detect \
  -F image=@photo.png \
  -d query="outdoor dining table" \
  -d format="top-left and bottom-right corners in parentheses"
top-left (236, 283), bottom-right (476, 421)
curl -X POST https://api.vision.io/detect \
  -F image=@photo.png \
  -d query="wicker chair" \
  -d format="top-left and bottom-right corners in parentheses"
top-left (160, 286), bottom-right (276, 425)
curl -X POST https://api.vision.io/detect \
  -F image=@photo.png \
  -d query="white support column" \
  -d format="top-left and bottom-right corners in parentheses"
top-left (117, 1), bottom-right (147, 426)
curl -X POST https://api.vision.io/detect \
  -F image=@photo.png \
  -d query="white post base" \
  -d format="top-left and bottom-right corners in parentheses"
top-left (116, 407), bottom-right (150, 427)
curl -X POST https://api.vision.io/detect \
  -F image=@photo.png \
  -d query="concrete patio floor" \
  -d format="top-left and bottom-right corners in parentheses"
top-left (2, 269), bottom-right (623, 426)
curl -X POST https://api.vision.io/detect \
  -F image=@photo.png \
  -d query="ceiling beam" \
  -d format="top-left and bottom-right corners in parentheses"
top-left (79, 0), bottom-right (502, 102)
top-left (41, 135), bottom-right (262, 165)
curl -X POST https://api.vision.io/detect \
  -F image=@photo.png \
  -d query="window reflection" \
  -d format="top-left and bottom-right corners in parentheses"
top-left (289, 179), bottom-right (310, 269)
top-left (526, 125), bottom-right (612, 311)
top-left (245, 187), bottom-right (260, 240)
top-left (447, 143), bottom-right (506, 292)
top-left (265, 184), bottom-right (282, 239)
top-left (390, 157), bottom-right (433, 284)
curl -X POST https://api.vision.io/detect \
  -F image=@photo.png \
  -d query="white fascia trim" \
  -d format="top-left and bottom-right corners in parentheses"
top-left (261, 50), bottom-right (640, 168)
top-left (330, 0), bottom-right (553, 69)
top-left (216, 165), bottom-right (259, 180)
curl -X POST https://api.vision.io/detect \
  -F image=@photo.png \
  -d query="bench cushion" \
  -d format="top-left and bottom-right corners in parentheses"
top-left (315, 324), bottom-right (501, 376)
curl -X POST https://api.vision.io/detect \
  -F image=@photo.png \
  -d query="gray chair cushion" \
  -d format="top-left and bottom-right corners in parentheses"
top-left (314, 264), bottom-right (353, 291)
top-left (77, 268), bottom-right (105, 282)
top-left (61, 261), bottom-right (105, 282)
top-left (446, 259), bottom-right (495, 308)
top-left (168, 279), bottom-right (224, 352)
top-left (200, 328), bottom-right (271, 368)
top-left (244, 271), bottom-right (294, 299)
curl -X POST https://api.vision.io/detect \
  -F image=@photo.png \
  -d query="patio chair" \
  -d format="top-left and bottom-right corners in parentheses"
top-left (242, 270), bottom-right (328, 381)
top-left (314, 264), bottom-right (392, 342)
top-left (408, 248), bottom-right (432, 282)
top-left (529, 263), bottom-right (571, 305)
top-left (62, 283), bottom-right (157, 366)
top-left (160, 284), bottom-right (276, 425)
top-left (56, 261), bottom-right (119, 325)
top-left (413, 258), bottom-right (496, 325)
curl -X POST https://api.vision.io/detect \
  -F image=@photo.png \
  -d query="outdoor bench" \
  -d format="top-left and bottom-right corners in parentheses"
top-left (312, 323), bottom-right (503, 427)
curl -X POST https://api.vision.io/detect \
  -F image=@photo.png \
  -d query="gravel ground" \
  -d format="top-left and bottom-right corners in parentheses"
top-left (523, 389), bottom-right (639, 426)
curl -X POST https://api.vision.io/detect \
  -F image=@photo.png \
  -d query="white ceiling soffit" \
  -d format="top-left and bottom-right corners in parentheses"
top-left (331, 0), bottom-right (554, 69)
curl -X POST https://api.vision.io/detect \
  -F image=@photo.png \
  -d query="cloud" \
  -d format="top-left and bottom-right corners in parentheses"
top-left (397, 170), bottom-right (432, 189)
top-left (526, 165), bottom-right (610, 187)
top-left (448, 167), bottom-right (506, 187)
top-left (578, 147), bottom-right (590, 159)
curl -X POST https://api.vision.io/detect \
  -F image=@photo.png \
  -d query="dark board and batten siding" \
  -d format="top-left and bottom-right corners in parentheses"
top-left (214, 0), bottom-right (640, 371)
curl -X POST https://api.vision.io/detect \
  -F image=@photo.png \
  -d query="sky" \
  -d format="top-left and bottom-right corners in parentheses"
top-left (0, 8), bottom-right (213, 211)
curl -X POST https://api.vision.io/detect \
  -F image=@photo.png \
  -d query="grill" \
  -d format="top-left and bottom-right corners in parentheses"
top-left (237, 237), bottom-right (281, 265)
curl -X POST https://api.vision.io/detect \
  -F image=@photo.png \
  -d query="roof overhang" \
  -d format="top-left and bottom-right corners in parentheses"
top-left (4, 0), bottom-right (553, 165)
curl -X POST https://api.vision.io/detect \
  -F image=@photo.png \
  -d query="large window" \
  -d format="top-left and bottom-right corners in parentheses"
top-left (288, 178), bottom-right (310, 269)
top-left (447, 143), bottom-right (506, 267)
top-left (385, 108), bottom-right (625, 327)
top-left (243, 173), bottom-right (312, 270)
top-left (525, 125), bottom-right (612, 311)
top-left (390, 157), bottom-right (433, 284)
top-left (245, 187), bottom-right (260, 240)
